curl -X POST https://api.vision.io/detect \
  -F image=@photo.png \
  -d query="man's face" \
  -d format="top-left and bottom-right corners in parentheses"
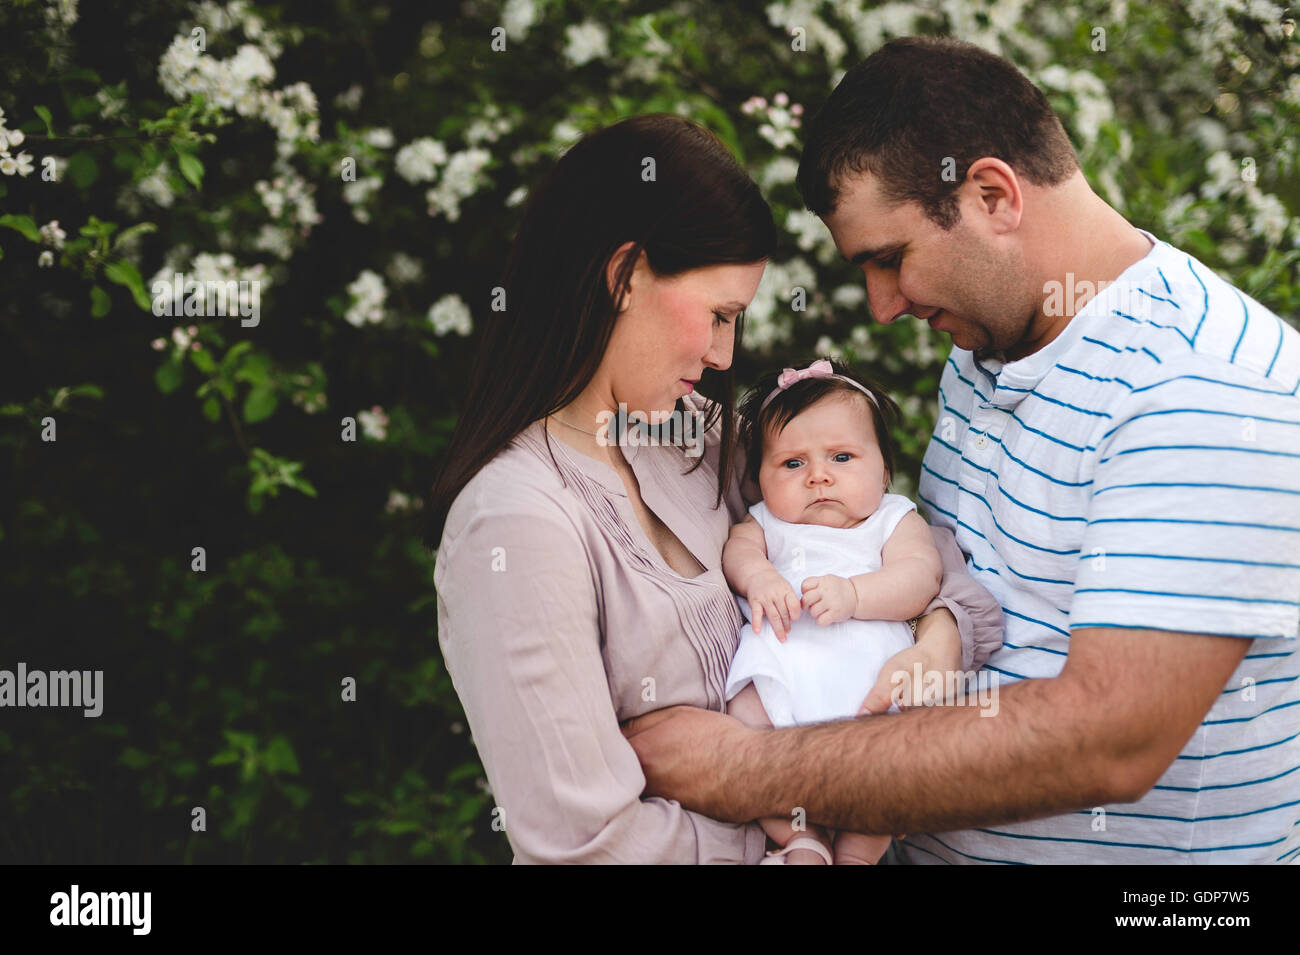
top-left (822, 171), bottom-right (1035, 356)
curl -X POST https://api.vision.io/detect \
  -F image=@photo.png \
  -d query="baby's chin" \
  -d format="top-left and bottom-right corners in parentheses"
top-left (771, 501), bottom-right (871, 529)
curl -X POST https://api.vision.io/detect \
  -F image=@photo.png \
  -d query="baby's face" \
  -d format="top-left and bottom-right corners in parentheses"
top-left (757, 393), bottom-right (888, 529)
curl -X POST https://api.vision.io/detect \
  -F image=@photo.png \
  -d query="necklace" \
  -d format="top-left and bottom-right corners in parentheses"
top-left (548, 411), bottom-right (617, 438)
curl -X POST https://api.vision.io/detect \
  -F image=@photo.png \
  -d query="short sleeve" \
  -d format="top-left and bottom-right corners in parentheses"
top-left (1070, 364), bottom-right (1300, 639)
top-left (435, 482), bottom-right (756, 863)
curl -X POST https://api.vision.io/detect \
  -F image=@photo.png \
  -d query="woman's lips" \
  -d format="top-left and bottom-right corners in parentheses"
top-left (680, 379), bottom-right (695, 393)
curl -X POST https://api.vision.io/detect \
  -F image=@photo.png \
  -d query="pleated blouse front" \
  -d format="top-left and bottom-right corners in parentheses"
top-left (434, 392), bottom-right (769, 863)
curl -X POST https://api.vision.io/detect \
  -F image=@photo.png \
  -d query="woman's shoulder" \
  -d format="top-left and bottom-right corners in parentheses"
top-left (439, 424), bottom-right (584, 549)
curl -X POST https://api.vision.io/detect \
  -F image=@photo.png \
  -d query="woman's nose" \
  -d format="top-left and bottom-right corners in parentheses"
top-left (702, 324), bottom-right (734, 371)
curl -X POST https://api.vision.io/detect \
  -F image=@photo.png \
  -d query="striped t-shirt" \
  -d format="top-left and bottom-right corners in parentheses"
top-left (904, 229), bottom-right (1300, 864)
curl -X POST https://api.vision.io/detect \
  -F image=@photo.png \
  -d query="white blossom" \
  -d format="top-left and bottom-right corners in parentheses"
top-left (502, 0), bottom-right (539, 42)
top-left (394, 137), bottom-right (448, 184)
top-left (563, 21), bottom-right (610, 66)
top-left (428, 294), bottom-right (473, 337)
top-left (345, 270), bottom-right (387, 327)
top-left (358, 405), bottom-right (388, 440)
top-left (39, 220), bottom-right (67, 249)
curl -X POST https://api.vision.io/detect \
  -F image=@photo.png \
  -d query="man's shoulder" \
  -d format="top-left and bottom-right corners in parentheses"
top-left (1106, 238), bottom-right (1299, 387)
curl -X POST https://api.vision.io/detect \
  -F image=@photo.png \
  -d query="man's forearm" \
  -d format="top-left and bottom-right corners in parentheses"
top-left (722, 676), bottom-right (1122, 834)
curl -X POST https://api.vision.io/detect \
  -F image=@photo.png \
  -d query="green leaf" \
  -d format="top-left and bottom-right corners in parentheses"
top-left (189, 346), bottom-right (216, 374)
top-left (103, 259), bottom-right (152, 311)
top-left (33, 105), bottom-right (54, 136)
top-left (155, 358), bottom-right (183, 394)
top-left (66, 151), bottom-right (99, 188)
top-left (201, 396), bottom-right (221, 422)
top-left (176, 151), bottom-right (204, 190)
top-left (113, 221), bottom-right (158, 250)
top-left (243, 384), bottom-right (278, 424)
top-left (263, 736), bottom-right (300, 775)
top-left (0, 214), bottom-right (40, 242)
top-left (90, 285), bottom-right (111, 318)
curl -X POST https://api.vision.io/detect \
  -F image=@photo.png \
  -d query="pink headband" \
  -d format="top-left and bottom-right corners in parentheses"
top-left (758, 358), bottom-right (879, 414)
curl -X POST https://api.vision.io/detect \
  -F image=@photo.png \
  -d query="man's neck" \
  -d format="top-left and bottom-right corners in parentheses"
top-left (1004, 187), bottom-right (1154, 363)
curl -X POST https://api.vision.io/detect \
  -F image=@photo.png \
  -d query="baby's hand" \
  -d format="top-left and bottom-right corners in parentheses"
top-left (800, 574), bottom-right (858, 626)
top-left (744, 568), bottom-right (802, 643)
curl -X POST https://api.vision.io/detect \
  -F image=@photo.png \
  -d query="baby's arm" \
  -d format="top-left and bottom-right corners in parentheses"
top-left (723, 515), bottom-right (802, 641)
top-left (847, 511), bottom-right (943, 622)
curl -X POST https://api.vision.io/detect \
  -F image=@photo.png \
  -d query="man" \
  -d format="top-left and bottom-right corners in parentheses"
top-left (622, 35), bottom-right (1300, 863)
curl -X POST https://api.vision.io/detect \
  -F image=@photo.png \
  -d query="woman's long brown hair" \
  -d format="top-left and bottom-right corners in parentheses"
top-left (425, 114), bottom-right (777, 548)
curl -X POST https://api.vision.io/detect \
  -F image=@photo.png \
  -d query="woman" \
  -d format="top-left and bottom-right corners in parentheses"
top-left (428, 114), bottom-right (1002, 863)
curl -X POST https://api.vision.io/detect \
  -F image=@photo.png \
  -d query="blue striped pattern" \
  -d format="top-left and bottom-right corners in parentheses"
top-left (904, 231), bottom-right (1300, 864)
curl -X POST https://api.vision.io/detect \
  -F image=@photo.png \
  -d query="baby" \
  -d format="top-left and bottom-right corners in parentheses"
top-left (723, 358), bottom-right (943, 865)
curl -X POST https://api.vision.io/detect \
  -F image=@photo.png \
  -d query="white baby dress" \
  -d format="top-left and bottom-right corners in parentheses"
top-left (723, 492), bottom-right (918, 727)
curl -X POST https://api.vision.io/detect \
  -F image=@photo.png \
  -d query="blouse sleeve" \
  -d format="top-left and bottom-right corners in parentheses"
top-left (923, 524), bottom-right (1005, 672)
top-left (722, 412), bottom-right (1002, 671)
top-left (435, 485), bottom-right (754, 864)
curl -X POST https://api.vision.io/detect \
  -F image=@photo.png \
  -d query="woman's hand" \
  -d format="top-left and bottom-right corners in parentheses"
top-left (857, 607), bottom-right (962, 715)
top-left (745, 568), bottom-right (802, 642)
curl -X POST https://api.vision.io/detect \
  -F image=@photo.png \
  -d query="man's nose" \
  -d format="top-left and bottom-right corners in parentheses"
top-left (865, 269), bottom-right (913, 325)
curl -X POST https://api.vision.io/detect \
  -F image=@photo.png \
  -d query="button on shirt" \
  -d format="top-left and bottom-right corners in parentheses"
top-left (907, 230), bottom-right (1300, 864)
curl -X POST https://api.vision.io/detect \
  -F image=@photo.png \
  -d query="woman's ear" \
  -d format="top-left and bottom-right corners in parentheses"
top-left (605, 240), bottom-right (640, 314)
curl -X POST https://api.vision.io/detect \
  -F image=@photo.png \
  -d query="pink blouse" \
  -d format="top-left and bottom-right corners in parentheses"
top-left (434, 391), bottom-right (1003, 863)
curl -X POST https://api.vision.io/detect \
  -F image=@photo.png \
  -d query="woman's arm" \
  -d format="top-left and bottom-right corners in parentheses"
top-left (435, 491), bottom-right (754, 864)
top-left (920, 524), bottom-right (1005, 673)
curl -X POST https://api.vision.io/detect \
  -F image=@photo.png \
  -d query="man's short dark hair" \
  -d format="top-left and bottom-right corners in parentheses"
top-left (796, 36), bottom-right (1080, 228)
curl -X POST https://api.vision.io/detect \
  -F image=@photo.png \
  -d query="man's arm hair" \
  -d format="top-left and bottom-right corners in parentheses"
top-left (720, 625), bottom-right (1250, 833)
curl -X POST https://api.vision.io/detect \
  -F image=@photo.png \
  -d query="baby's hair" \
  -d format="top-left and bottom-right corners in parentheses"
top-left (737, 358), bottom-right (902, 489)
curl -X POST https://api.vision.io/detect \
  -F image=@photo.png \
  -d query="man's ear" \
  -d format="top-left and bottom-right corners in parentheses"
top-left (605, 240), bottom-right (641, 314)
top-left (962, 157), bottom-right (1023, 234)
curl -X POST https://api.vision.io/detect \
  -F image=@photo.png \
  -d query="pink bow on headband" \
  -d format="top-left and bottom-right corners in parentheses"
top-left (776, 359), bottom-right (834, 390)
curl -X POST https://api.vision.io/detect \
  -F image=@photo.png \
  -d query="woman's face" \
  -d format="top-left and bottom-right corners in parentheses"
top-left (757, 393), bottom-right (889, 529)
top-left (599, 246), bottom-right (766, 420)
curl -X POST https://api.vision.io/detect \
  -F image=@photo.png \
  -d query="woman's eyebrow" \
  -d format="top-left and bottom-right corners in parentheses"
top-left (717, 300), bottom-right (747, 310)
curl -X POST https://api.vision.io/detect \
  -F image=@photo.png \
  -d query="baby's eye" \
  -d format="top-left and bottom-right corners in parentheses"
top-left (833, 452), bottom-right (852, 462)
top-left (782, 459), bottom-right (802, 469)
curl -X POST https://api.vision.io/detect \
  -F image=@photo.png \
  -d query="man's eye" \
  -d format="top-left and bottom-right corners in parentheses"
top-left (879, 254), bottom-right (901, 269)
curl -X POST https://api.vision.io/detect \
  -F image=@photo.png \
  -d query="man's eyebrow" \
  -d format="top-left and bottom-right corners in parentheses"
top-left (844, 243), bottom-right (904, 267)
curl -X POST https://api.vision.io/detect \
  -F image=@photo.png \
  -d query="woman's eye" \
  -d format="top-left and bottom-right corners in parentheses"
top-left (713, 311), bottom-right (732, 326)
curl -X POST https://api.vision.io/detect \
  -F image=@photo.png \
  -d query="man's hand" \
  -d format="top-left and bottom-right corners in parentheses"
top-left (859, 609), bottom-right (962, 715)
top-left (620, 705), bottom-right (756, 820)
top-left (800, 574), bottom-right (857, 625)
